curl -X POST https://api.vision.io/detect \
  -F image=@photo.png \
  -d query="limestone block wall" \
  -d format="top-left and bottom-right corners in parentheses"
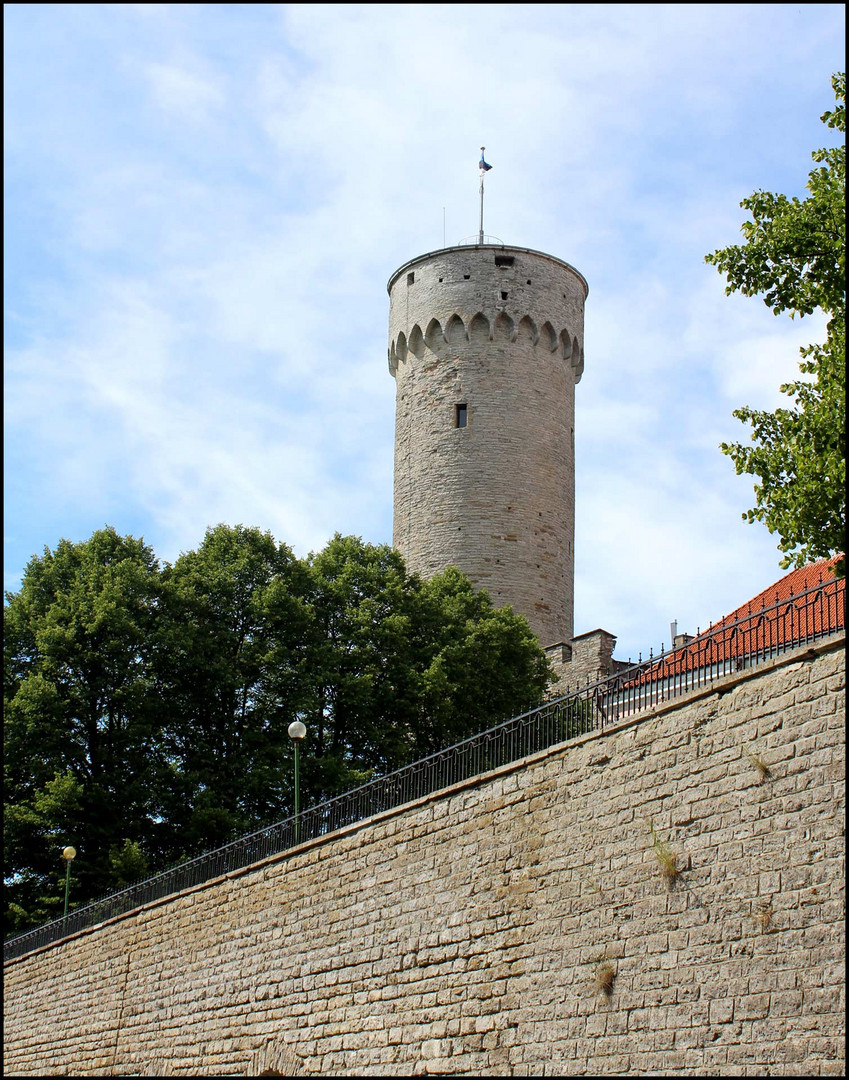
top-left (546, 629), bottom-right (630, 695)
top-left (3, 637), bottom-right (844, 1077)
top-left (387, 245), bottom-right (588, 647)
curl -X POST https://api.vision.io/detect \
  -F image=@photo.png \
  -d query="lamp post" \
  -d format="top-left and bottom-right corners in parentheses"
top-left (61, 846), bottom-right (76, 917)
top-left (288, 720), bottom-right (307, 843)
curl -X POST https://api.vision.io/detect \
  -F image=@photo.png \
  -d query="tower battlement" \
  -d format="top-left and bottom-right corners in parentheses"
top-left (389, 312), bottom-right (583, 382)
top-left (388, 244), bottom-right (587, 646)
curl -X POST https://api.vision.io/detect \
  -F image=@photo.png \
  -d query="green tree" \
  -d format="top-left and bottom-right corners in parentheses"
top-left (706, 72), bottom-right (845, 575)
top-left (108, 838), bottom-right (150, 889)
top-left (156, 524), bottom-right (309, 856)
top-left (415, 567), bottom-right (553, 755)
top-left (4, 771), bottom-right (83, 932)
top-left (4, 528), bottom-right (165, 932)
top-left (5, 525), bottom-right (555, 938)
top-left (298, 534), bottom-right (422, 800)
top-left (298, 538), bottom-right (554, 796)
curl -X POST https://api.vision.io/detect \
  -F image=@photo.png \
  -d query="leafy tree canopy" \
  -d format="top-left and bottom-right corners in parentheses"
top-left (4, 528), bottom-right (164, 931)
top-left (4, 525), bottom-right (553, 936)
top-left (705, 72), bottom-right (845, 575)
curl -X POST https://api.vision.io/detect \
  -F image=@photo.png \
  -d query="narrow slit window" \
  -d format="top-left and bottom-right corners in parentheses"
top-left (455, 404), bottom-right (468, 428)
top-left (407, 272), bottom-right (415, 285)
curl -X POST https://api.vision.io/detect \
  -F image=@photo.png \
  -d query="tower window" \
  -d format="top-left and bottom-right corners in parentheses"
top-left (455, 404), bottom-right (468, 428)
top-left (501, 291), bottom-right (508, 300)
top-left (494, 255), bottom-right (515, 267)
top-left (407, 272), bottom-right (415, 285)
top-left (463, 274), bottom-right (470, 280)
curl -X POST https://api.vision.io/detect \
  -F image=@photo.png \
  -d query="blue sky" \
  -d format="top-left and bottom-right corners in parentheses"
top-left (4, 4), bottom-right (845, 663)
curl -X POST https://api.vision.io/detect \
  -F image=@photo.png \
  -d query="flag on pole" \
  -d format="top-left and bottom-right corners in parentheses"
top-left (478, 147), bottom-right (491, 243)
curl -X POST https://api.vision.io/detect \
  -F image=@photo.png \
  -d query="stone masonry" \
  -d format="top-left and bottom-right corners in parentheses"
top-left (545, 629), bottom-right (632, 696)
top-left (388, 245), bottom-right (588, 647)
top-left (3, 636), bottom-right (844, 1076)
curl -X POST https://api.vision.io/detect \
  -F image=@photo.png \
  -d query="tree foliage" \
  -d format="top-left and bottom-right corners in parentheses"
top-left (4, 525), bottom-right (553, 935)
top-left (706, 73), bottom-right (845, 575)
top-left (155, 524), bottom-right (309, 855)
top-left (3, 528), bottom-right (164, 930)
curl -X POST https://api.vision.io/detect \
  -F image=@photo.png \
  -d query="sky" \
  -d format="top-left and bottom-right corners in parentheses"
top-left (4, 3), bottom-right (845, 664)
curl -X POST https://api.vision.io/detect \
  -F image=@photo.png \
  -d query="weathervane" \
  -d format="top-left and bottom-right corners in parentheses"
top-left (478, 147), bottom-right (492, 244)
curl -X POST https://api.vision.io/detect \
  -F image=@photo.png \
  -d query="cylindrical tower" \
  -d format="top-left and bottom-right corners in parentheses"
top-left (387, 243), bottom-right (587, 646)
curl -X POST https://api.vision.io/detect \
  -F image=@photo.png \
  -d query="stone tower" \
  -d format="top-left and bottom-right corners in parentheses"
top-left (387, 243), bottom-right (587, 647)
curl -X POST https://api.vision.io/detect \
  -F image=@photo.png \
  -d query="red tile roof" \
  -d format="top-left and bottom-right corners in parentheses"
top-left (638, 556), bottom-right (845, 684)
top-left (722, 555), bottom-right (844, 623)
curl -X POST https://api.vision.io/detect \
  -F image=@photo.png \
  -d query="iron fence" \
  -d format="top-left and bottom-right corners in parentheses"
top-left (4, 575), bottom-right (843, 962)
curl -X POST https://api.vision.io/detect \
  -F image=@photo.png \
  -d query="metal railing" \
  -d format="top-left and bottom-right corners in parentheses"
top-left (4, 575), bottom-right (843, 962)
top-left (456, 234), bottom-right (505, 246)
top-left (583, 573), bottom-right (844, 721)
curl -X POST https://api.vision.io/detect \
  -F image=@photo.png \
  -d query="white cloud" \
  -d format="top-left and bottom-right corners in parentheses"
top-left (144, 62), bottom-right (225, 120)
top-left (4, 2), bottom-right (844, 663)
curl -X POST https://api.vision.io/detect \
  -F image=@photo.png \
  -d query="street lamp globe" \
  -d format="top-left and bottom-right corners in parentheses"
top-left (288, 720), bottom-right (307, 741)
top-left (62, 846), bottom-right (76, 861)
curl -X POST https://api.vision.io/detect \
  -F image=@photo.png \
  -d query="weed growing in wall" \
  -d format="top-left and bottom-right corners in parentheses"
top-left (589, 953), bottom-right (616, 997)
top-left (742, 745), bottom-right (772, 783)
top-left (648, 820), bottom-right (680, 886)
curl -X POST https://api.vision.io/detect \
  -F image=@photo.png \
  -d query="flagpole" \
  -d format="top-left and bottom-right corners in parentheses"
top-left (479, 145), bottom-right (486, 244)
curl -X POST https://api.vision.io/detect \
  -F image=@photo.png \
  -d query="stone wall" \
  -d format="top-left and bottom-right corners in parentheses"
top-left (3, 636), bottom-right (844, 1077)
top-left (388, 245), bottom-right (588, 647)
top-left (545, 629), bottom-right (630, 695)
